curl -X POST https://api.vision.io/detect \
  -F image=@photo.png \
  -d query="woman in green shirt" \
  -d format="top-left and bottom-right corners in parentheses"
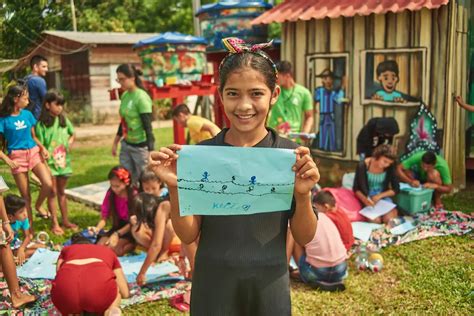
top-left (112, 64), bottom-right (155, 186)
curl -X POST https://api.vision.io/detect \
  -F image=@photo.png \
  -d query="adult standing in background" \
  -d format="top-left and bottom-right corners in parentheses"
top-left (25, 55), bottom-right (48, 119)
top-left (112, 64), bottom-right (155, 186)
top-left (268, 61), bottom-right (313, 138)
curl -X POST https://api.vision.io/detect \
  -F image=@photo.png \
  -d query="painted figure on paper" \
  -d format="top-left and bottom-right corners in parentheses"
top-left (372, 60), bottom-right (405, 103)
top-left (314, 69), bottom-right (346, 152)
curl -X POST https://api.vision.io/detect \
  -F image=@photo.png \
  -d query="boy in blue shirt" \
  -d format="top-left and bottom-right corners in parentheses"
top-left (5, 194), bottom-right (44, 265)
top-left (372, 60), bottom-right (405, 103)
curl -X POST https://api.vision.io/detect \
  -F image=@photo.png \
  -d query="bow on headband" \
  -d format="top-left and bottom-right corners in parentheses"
top-left (222, 37), bottom-right (274, 53)
top-left (113, 167), bottom-right (131, 186)
top-left (219, 37), bottom-right (278, 78)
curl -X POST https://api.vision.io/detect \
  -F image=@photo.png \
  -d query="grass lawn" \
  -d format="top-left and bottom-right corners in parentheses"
top-left (1, 126), bottom-right (472, 315)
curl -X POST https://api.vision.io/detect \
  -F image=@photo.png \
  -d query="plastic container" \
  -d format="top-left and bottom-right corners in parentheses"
top-left (396, 188), bottom-right (434, 214)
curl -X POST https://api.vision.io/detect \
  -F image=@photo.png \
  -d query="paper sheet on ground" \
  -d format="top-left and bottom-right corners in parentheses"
top-left (17, 249), bottom-right (180, 284)
top-left (359, 199), bottom-right (396, 220)
top-left (119, 253), bottom-right (181, 283)
top-left (390, 221), bottom-right (416, 235)
top-left (177, 145), bottom-right (295, 216)
top-left (351, 222), bottom-right (383, 242)
top-left (17, 248), bottom-right (59, 279)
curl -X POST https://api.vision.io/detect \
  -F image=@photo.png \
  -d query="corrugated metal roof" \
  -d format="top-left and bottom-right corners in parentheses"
top-left (43, 31), bottom-right (159, 44)
top-left (252, 0), bottom-right (449, 24)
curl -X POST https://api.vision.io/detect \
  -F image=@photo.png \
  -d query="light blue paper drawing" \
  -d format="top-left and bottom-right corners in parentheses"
top-left (119, 254), bottom-right (181, 283)
top-left (351, 222), bottom-right (383, 242)
top-left (177, 145), bottom-right (296, 216)
top-left (17, 248), bottom-right (59, 279)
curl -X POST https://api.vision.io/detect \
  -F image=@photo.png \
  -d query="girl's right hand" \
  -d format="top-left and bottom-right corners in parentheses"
top-left (5, 158), bottom-right (18, 170)
top-left (149, 145), bottom-right (182, 188)
top-left (112, 143), bottom-right (118, 157)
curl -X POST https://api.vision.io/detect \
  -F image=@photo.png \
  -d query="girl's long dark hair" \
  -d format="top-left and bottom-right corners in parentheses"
top-left (38, 90), bottom-right (67, 128)
top-left (107, 166), bottom-right (134, 231)
top-left (0, 84), bottom-right (27, 117)
top-left (116, 64), bottom-right (147, 93)
top-left (132, 192), bottom-right (163, 232)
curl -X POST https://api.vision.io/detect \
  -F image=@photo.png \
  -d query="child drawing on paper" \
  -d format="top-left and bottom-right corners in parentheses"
top-left (149, 37), bottom-right (319, 315)
top-left (372, 60), bottom-right (406, 103)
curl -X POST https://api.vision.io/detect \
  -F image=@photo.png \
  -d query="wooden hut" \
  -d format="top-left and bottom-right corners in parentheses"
top-left (253, 0), bottom-right (471, 188)
top-left (18, 31), bottom-right (158, 123)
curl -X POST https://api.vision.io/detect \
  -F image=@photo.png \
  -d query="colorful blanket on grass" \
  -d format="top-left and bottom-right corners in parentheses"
top-left (0, 277), bottom-right (190, 315)
top-left (356, 210), bottom-right (473, 251)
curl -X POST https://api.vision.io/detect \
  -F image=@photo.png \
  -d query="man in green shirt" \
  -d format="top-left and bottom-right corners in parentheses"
top-left (397, 151), bottom-right (453, 209)
top-left (268, 61), bottom-right (313, 140)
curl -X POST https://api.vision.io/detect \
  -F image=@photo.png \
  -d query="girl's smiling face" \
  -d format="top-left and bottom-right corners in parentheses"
top-left (220, 67), bottom-right (280, 134)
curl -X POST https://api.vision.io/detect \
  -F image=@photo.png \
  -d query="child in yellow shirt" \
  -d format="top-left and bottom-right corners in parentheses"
top-left (172, 104), bottom-right (221, 144)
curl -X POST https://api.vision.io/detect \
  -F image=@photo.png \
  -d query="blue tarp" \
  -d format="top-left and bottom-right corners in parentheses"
top-left (134, 32), bottom-right (207, 48)
top-left (196, 1), bottom-right (272, 15)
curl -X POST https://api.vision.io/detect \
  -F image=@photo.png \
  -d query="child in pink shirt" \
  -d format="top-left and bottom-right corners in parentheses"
top-left (90, 166), bottom-right (136, 256)
top-left (289, 212), bottom-right (348, 291)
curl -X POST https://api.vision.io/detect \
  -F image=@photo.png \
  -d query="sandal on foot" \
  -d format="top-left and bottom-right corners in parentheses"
top-left (169, 294), bottom-right (189, 312)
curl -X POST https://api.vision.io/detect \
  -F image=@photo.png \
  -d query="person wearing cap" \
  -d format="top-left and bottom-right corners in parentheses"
top-left (314, 68), bottom-right (347, 152)
top-left (267, 61), bottom-right (313, 140)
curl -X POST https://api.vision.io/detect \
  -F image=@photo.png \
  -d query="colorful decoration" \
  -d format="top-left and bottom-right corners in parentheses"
top-left (197, 2), bottom-right (272, 51)
top-left (134, 33), bottom-right (208, 84)
top-left (402, 102), bottom-right (440, 160)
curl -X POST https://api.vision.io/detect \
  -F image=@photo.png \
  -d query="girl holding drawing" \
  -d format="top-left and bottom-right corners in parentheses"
top-left (353, 144), bottom-right (399, 224)
top-left (149, 37), bottom-right (319, 315)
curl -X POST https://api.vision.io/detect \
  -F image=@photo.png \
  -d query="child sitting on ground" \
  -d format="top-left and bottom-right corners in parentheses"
top-left (5, 194), bottom-right (45, 265)
top-left (90, 166), bottom-right (136, 256)
top-left (0, 190), bottom-right (36, 308)
top-left (134, 171), bottom-right (197, 282)
top-left (130, 193), bottom-right (176, 285)
top-left (287, 212), bottom-right (348, 292)
top-left (139, 167), bottom-right (169, 199)
top-left (313, 190), bottom-right (354, 251)
top-left (171, 104), bottom-right (221, 144)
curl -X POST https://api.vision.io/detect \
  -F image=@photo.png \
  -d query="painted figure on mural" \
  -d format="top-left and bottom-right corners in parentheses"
top-left (371, 60), bottom-right (406, 103)
top-left (314, 69), bottom-right (347, 152)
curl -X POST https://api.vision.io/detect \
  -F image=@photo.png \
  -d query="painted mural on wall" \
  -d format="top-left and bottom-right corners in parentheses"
top-left (137, 44), bottom-right (206, 84)
top-left (362, 49), bottom-right (427, 105)
top-left (307, 54), bottom-right (349, 153)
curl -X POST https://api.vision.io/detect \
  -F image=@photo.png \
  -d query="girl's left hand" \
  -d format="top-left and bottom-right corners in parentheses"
top-left (136, 272), bottom-right (146, 286)
top-left (293, 147), bottom-right (320, 195)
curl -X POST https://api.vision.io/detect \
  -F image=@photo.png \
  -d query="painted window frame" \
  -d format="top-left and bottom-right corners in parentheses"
top-left (360, 47), bottom-right (428, 107)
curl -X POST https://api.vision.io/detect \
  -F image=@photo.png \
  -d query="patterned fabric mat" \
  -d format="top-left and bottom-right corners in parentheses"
top-left (355, 210), bottom-right (473, 251)
top-left (0, 274), bottom-right (190, 315)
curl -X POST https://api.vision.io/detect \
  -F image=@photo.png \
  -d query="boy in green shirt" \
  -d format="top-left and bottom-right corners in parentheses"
top-left (397, 151), bottom-right (453, 209)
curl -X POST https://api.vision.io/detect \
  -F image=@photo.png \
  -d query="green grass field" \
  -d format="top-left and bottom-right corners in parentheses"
top-left (1, 126), bottom-right (472, 315)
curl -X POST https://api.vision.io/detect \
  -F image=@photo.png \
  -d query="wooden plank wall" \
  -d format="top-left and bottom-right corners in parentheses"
top-left (283, 4), bottom-right (468, 187)
top-left (443, 0), bottom-right (468, 187)
top-left (89, 46), bottom-right (142, 122)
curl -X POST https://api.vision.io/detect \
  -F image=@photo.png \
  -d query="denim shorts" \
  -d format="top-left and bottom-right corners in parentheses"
top-left (298, 254), bottom-right (347, 285)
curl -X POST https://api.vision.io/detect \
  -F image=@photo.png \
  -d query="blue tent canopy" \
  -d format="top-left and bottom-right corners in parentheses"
top-left (196, 1), bottom-right (272, 16)
top-left (134, 32), bottom-right (207, 49)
